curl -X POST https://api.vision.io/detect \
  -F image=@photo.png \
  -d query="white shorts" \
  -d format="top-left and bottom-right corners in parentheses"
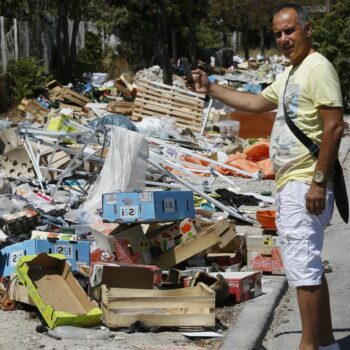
top-left (276, 181), bottom-right (334, 287)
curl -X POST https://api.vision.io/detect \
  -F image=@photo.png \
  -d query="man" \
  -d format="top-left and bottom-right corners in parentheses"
top-left (191, 3), bottom-right (344, 350)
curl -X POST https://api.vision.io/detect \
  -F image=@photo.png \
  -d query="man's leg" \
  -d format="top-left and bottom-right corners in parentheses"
top-left (318, 275), bottom-right (336, 346)
top-left (297, 284), bottom-right (322, 350)
top-left (297, 275), bottom-right (335, 350)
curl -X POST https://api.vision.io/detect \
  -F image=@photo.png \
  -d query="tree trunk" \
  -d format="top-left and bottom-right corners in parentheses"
top-left (171, 28), bottom-right (177, 63)
top-left (187, 6), bottom-right (197, 68)
top-left (259, 27), bottom-right (265, 56)
top-left (70, 18), bottom-right (80, 66)
top-left (157, 0), bottom-right (172, 86)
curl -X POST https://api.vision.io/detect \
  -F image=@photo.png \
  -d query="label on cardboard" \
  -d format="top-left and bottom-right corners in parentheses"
top-left (164, 198), bottom-right (176, 212)
top-left (105, 194), bottom-right (117, 205)
top-left (139, 192), bottom-right (152, 202)
top-left (120, 206), bottom-right (138, 219)
top-left (54, 244), bottom-right (73, 258)
top-left (9, 250), bottom-right (25, 266)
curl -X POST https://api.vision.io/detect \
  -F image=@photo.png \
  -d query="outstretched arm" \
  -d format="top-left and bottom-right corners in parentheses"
top-left (192, 69), bottom-right (277, 114)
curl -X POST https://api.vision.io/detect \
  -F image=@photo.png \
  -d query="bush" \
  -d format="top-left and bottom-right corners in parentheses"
top-left (313, 0), bottom-right (350, 112)
top-left (6, 57), bottom-right (51, 103)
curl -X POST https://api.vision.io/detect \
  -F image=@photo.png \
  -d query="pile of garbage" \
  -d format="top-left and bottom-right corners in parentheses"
top-left (0, 60), bottom-right (287, 339)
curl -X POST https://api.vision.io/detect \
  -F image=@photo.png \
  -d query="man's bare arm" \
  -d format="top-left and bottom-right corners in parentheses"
top-left (306, 106), bottom-right (345, 215)
top-left (192, 69), bottom-right (277, 114)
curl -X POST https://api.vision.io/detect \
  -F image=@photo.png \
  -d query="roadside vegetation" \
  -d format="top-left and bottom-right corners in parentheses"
top-left (0, 0), bottom-right (349, 112)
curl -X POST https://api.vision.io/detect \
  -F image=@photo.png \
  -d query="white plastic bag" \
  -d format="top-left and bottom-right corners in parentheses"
top-left (80, 126), bottom-right (148, 216)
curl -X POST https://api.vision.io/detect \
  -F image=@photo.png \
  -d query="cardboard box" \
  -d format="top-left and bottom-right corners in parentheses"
top-left (0, 209), bottom-right (41, 235)
top-left (7, 274), bottom-right (35, 306)
top-left (146, 219), bottom-right (197, 253)
top-left (101, 282), bottom-right (215, 328)
top-left (90, 263), bottom-right (161, 289)
top-left (0, 239), bottom-right (91, 277)
top-left (90, 263), bottom-right (161, 303)
top-left (183, 271), bottom-right (262, 302)
top-left (152, 220), bottom-right (235, 270)
top-left (16, 254), bottom-right (102, 329)
top-left (90, 224), bottom-right (152, 265)
top-left (102, 190), bottom-right (195, 223)
top-left (247, 235), bottom-right (284, 274)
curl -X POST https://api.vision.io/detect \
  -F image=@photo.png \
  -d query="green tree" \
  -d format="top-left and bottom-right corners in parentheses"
top-left (6, 57), bottom-right (51, 102)
top-left (313, 0), bottom-right (350, 111)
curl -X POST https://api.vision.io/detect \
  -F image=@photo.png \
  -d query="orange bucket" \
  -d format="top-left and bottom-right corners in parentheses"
top-left (256, 210), bottom-right (277, 230)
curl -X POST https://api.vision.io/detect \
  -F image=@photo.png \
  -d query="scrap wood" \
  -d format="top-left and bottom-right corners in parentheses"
top-left (152, 220), bottom-right (235, 270)
top-left (17, 97), bottom-right (50, 121)
top-left (107, 101), bottom-right (134, 115)
top-left (114, 74), bottom-right (137, 96)
top-left (60, 87), bottom-right (91, 106)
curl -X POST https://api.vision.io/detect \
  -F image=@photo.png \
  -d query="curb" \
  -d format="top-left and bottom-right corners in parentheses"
top-left (220, 275), bottom-right (288, 350)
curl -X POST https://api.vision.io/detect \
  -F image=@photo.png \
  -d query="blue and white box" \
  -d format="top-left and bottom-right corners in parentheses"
top-left (102, 190), bottom-right (195, 223)
top-left (0, 239), bottom-right (91, 277)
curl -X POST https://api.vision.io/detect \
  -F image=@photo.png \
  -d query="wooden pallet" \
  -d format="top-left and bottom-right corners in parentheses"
top-left (132, 79), bottom-right (205, 132)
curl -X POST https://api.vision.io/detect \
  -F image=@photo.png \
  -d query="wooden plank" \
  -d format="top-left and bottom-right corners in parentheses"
top-left (132, 107), bottom-right (201, 121)
top-left (61, 88), bottom-right (91, 106)
top-left (135, 96), bottom-right (203, 116)
top-left (137, 85), bottom-right (204, 110)
top-left (133, 105), bottom-right (202, 124)
top-left (107, 101), bottom-right (134, 115)
top-left (101, 283), bottom-right (215, 328)
top-left (102, 308), bottom-right (215, 327)
top-left (137, 84), bottom-right (203, 105)
top-left (134, 97), bottom-right (203, 119)
top-left (104, 297), bottom-right (213, 309)
top-left (137, 79), bottom-right (204, 100)
top-left (131, 112), bottom-right (202, 131)
top-left (152, 221), bottom-right (231, 270)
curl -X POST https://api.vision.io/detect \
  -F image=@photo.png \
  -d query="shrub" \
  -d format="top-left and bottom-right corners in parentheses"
top-left (6, 57), bottom-right (51, 103)
top-left (313, 0), bottom-right (350, 112)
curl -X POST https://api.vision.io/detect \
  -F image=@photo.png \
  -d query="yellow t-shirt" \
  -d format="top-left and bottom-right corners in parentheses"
top-left (262, 52), bottom-right (343, 189)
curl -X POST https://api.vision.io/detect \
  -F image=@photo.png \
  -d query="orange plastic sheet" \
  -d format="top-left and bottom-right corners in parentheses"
top-left (216, 139), bottom-right (275, 179)
top-left (243, 139), bottom-right (270, 161)
top-left (164, 139), bottom-right (275, 179)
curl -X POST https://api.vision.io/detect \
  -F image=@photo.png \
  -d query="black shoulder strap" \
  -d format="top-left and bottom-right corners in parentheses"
top-left (282, 71), bottom-right (320, 157)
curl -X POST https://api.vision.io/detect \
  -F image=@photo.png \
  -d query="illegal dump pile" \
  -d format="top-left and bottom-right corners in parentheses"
top-left (0, 61), bottom-right (290, 345)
